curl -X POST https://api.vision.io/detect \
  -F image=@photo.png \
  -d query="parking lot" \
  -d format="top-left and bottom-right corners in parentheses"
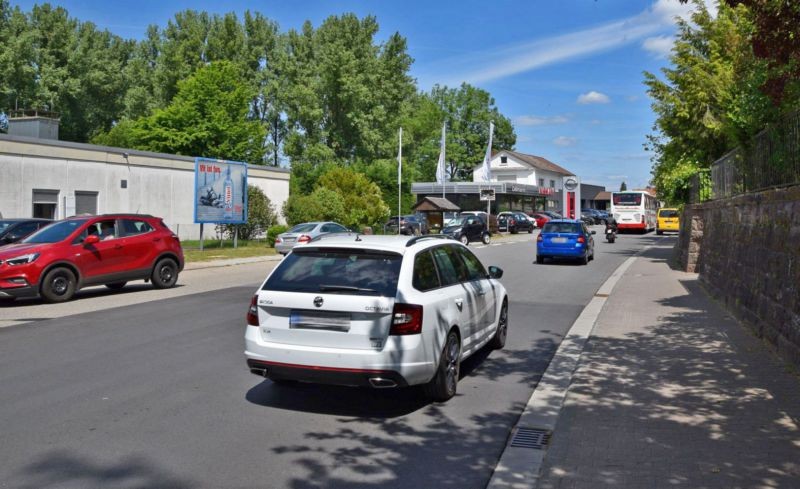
top-left (0, 227), bottom-right (656, 489)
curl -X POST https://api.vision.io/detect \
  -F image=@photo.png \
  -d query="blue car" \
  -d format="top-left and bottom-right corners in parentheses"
top-left (536, 219), bottom-right (596, 265)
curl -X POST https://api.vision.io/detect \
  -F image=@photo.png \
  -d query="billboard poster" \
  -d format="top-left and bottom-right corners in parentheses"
top-left (194, 157), bottom-right (248, 224)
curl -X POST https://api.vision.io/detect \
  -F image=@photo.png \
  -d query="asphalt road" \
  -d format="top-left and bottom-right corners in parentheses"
top-left (0, 228), bottom-right (658, 489)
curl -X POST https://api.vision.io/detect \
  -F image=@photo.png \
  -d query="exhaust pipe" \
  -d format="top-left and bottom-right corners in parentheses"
top-left (250, 367), bottom-right (268, 377)
top-left (369, 377), bottom-right (398, 388)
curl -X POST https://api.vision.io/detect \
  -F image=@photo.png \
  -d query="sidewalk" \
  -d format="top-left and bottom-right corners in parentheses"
top-left (537, 241), bottom-right (800, 489)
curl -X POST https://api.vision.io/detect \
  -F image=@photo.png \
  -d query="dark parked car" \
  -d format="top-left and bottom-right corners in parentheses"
top-left (0, 214), bottom-right (183, 302)
top-left (497, 211), bottom-right (535, 234)
top-left (581, 209), bottom-right (607, 225)
top-left (536, 219), bottom-right (596, 265)
top-left (0, 219), bottom-right (52, 246)
top-left (541, 211), bottom-right (563, 220)
top-left (384, 215), bottom-right (429, 236)
top-left (442, 214), bottom-right (491, 245)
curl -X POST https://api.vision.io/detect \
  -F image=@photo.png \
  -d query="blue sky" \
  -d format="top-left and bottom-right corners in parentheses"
top-left (14, 0), bottom-right (714, 190)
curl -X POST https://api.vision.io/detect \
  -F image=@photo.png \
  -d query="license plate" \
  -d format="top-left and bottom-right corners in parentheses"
top-left (551, 237), bottom-right (568, 243)
top-left (290, 311), bottom-right (351, 332)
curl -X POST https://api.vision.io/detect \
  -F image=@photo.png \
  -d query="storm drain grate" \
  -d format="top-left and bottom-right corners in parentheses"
top-left (510, 427), bottom-right (552, 449)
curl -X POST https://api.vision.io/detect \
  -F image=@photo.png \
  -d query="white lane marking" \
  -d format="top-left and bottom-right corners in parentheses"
top-left (487, 255), bottom-right (638, 489)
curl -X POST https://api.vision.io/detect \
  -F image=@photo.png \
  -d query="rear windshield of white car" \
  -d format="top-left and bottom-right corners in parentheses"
top-left (263, 248), bottom-right (403, 297)
top-left (542, 222), bottom-right (581, 234)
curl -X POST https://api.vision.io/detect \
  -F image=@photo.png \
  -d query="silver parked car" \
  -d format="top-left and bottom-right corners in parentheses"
top-left (274, 222), bottom-right (350, 255)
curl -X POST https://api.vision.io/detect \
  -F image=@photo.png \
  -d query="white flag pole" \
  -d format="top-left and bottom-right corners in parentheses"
top-left (484, 122), bottom-right (494, 232)
top-left (439, 122), bottom-right (447, 198)
top-left (397, 127), bottom-right (403, 235)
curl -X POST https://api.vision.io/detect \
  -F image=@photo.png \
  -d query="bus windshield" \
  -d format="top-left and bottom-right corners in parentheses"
top-left (613, 193), bottom-right (642, 206)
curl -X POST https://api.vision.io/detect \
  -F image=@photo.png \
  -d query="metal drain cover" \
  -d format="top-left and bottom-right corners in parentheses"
top-left (510, 427), bottom-right (551, 449)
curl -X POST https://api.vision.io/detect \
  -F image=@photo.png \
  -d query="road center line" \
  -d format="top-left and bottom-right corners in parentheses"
top-left (486, 254), bottom-right (638, 489)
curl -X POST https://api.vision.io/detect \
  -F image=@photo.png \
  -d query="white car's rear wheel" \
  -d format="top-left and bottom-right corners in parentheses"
top-left (489, 300), bottom-right (508, 349)
top-left (424, 330), bottom-right (461, 402)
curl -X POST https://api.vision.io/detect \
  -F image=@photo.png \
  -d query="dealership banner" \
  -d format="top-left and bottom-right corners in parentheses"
top-left (194, 157), bottom-right (248, 224)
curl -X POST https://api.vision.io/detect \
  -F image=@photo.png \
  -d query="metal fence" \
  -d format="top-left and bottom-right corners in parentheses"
top-left (704, 110), bottom-right (800, 201)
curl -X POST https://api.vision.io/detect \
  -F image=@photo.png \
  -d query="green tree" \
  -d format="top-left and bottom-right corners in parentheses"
top-left (95, 61), bottom-right (266, 163)
top-left (281, 14), bottom-right (415, 165)
top-left (724, 1), bottom-right (800, 108)
top-left (317, 166), bottom-right (390, 228)
top-left (405, 83), bottom-right (516, 183)
top-left (620, 181), bottom-right (627, 191)
top-left (282, 187), bottom-right (347, 226)
top-left (643, 2), bottom-right (768, 204)
top-left (0, 3), bottom-right (133, 141)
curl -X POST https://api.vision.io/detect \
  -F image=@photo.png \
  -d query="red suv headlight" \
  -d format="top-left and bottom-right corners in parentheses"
top-left (6, 252), bottom-right (40, 266)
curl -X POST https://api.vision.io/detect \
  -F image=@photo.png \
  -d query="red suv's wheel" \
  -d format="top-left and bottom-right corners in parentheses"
top-left (41, 267), bottom-right (77, 303)
top-left (151, 258), bottom-right (179, 289)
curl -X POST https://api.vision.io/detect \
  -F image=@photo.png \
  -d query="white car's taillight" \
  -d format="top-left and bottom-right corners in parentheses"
top-left (246, 295), bottom-right (259, 326)
top-left (390, 303), bottom-right (423, 335)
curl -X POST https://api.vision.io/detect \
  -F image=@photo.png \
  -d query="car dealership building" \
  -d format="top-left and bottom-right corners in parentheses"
top-left (0, 117), bottom-right (289, 240)
top-left (412, 150), bottom-right (605, 217)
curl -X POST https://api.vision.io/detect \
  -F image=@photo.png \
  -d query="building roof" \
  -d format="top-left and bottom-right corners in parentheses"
top-left (595, 191), bottom-right (612, 201)
top-left (495, 150), bottom-right (574, 176)
top-left (413, 196), bottom-right (461, 212)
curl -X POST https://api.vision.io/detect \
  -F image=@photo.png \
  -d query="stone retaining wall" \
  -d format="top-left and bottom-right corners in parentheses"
top-left (677, 185), bottom-right (800, 368)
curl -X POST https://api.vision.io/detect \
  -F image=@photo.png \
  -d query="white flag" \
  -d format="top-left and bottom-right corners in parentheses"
top-left (397, 127), bottom-right (402, 186)
top-left (478, 121), bottom-right (494, 182)
top-left (435, 122), bottom-right (447, 185)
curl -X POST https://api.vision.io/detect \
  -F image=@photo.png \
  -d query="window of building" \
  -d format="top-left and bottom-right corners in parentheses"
top-left (500, 156), bottom-right (508, 166)
top-left (75, 191), bottom-right (98, 215)
top-left (497, 174), bottom-right (516, 182)
top-left (550, 180), bottom-right (556, 188)
top-left (32, 189), bottom-right (59, 219)
top-left (538, 178), bottom-right (544, 187)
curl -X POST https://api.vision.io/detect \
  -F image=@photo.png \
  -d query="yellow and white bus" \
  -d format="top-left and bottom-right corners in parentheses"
top-left (611, 191), bottom-right (657, 232)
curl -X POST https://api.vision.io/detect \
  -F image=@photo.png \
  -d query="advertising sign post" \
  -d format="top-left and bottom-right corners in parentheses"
top-left (562, 176), bottom-right (580, 220)
top-left (194, 158), bottom-right (248, 249)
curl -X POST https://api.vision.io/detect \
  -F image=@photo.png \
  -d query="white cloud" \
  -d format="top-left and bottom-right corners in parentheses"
top-left (590, 119), bottom-right (603, 125)
top-left (419, 0), bottom-right (719, 87)
top-left (577, 91), bottom-right (610, 105)
top-left (514, 115), bottom-right (569, 126)
top-left (643, 35), bottom-right (674, 58)
top-left (652, 0), bottom-right (717, 25)
top-left (553, 136), bottom-right (578, 147)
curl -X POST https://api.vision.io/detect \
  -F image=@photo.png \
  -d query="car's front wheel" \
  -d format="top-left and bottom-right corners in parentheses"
top-left (151, 258), bottom-right (179, 289)
top-left (41, 267), bottom-right (77, 303)
top-left (459, 235), bottom-right (469, 246)
top-left (424, 330), bottom-right (461, 402)
top-left (536, 255), bottom-right (545, 264)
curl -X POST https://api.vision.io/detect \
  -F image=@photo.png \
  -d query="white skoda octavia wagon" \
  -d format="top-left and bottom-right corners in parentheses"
top-left (245, 234), bottom-right (508, 401)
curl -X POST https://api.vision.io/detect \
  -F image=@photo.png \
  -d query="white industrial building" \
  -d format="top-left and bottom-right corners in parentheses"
top-left (0, 127), bottom-right (289, 240)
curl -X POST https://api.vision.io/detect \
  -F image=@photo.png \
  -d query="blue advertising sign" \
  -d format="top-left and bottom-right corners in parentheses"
top-left (194, 157), bottom-right (248, 224)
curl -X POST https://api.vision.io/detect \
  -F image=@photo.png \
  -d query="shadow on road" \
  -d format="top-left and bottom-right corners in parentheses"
top-left (0, 283), bottom-right (186, 308)
top-left (15, 450), bottom-right (192, 489)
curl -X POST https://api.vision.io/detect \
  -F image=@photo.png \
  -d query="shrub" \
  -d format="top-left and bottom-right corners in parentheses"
top-left (267, 225), bottom-right (288, 247)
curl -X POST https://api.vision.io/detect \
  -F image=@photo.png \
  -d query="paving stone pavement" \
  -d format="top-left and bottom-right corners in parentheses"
top-left (537, 242), bottom-right (800, 489)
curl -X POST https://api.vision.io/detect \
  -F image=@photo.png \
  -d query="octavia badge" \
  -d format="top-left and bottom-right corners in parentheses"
top-left (313, 296), bottom-right (324, 308)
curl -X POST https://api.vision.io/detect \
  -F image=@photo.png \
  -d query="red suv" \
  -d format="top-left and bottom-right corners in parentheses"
top-left (0, 214), bottom-right (184, 303)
